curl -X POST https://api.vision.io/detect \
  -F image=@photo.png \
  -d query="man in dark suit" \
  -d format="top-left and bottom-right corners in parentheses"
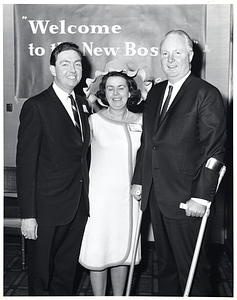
top-left (131, 30), bottom-right (226, 296)
top-left (16, 42), bottom-right (91, 295)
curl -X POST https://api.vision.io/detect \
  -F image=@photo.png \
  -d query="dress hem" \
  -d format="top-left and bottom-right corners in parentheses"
top-left (79, 258), bottom-right (142, 271)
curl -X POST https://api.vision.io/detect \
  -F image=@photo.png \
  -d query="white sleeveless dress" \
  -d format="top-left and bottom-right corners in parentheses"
top-left (79, 112), bottom-right (142, 271)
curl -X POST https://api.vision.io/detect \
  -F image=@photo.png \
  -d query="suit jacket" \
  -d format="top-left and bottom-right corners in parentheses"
top-left (132, 74), bottom-right (226, 219)
top-left (16, 85), bottom-right (91, 226)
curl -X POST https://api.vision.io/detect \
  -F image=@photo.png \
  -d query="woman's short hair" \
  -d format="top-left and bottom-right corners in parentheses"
top-left (95, 71), bottom-right (142, 107)
top-left (50, 42), bottom-right (82, 66)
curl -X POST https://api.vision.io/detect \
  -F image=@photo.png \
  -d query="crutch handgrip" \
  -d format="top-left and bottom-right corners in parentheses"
top-left (180, 203), bottom-right (187, 210)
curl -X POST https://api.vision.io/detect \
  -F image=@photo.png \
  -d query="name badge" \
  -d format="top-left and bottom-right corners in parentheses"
top-left (128, 123), bottom-right (142, 132)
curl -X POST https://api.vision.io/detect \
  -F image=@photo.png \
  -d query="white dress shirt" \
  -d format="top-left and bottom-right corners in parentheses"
top-left (161, 71), bottom-right (191, 112)
top-left (52, 83), bottom-right (84, 141)
top-left (52, 83), bottom-right (76, 125)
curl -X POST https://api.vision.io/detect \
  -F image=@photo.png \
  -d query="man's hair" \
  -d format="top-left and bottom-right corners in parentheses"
top-left (160, 30), bottom-right (193, 52)
top-left (50, 42), bottom-right (82, 66)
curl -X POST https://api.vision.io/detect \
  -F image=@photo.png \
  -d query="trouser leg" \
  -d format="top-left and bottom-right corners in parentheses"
top-left (27, 198), bottom-right (88, 296)
top-left (149, 197), bottom-right (181, 295)
top-left (149, 185), bottom-right (212, 296)
top-left (27, 227), bottom-right (53, 296)
top-left (163, 215), bottom-right (212, 296)
top-left (49, 198), bottom-right (88, 295)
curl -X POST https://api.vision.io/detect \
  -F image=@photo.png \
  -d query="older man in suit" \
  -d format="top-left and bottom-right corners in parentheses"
top-left (16, 42), bottom-right (91, 296)
top-left (131, 30), bottom-right (226, 296)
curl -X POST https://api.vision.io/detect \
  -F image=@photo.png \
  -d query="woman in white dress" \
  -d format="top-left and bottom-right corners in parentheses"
top-left (79, 61), bottom-right (152, 296)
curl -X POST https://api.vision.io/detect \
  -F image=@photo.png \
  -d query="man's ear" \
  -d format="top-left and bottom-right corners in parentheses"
top-left (189, 50), bottom-right (194, 63)
top-left (49, 65), bottom-right (56, 77)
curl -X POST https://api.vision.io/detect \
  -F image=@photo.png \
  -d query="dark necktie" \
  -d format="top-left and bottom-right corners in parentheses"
top-left (69, 94), bottom-right (82, 140)
top-left (159, 85), bottom-right (173, 124)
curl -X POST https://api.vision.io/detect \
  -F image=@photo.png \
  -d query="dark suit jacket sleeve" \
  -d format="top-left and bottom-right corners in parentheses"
top-left (132, 133), bottom-right (143, 185)
top-left (191, 86), bottom-right (226, 201)
top-left (16, 98), bottom-right (41, 219)
top-left (132, 99), bottom-right (148, 185)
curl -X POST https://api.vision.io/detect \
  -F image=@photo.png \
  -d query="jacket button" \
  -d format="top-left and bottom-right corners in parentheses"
top-left (152, 146), bottom-right (156, 150)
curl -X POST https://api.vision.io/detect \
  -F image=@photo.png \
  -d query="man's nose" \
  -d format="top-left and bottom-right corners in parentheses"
top-left (168, 53), bottom-right (174, 62)
top-left (70, 64), bottom-right (76, 73)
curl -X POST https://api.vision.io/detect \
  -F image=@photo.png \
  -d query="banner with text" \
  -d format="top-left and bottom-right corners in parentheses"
top-left (14, 4), bottom-right (206, 99)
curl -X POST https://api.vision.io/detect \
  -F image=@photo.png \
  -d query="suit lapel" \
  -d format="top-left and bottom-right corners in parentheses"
top-left (47, 86), bottom-right (74, 127)
top-left (153, 83), bottom-right (167, 132)
top-left (47, 85), bottom-right (90, 146)
top-left (152, 81), bottom-right (167, 136)
top-left (166, 74), bottom-right (194, 116)
top-left (156, 74), bottom-right (195, 128)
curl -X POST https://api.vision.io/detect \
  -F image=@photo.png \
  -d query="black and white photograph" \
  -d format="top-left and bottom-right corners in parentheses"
top-left (3, 1), bottom-right (235, 298)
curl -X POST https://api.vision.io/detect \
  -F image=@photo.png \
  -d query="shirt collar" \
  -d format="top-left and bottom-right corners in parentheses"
top-left (52, 82), bottom-right (75, 101)
top-left (168, 71), bottom-right (191, 90)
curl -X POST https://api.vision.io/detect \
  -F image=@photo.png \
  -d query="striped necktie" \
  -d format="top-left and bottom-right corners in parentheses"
top-left (159, 85), bottom-right (173, 124)
top-left (69, 94), bottom-right (82, 140)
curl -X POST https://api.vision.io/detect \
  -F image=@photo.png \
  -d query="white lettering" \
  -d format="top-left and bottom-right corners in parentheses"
top-left (103, 47), bottom-right (120, 56)
top-left (124, 42), bottom-right (159, 57)
top-left (68, 25), bottom-right (77, 34)
top-left (59, 20), bottom-right (66, 34)
top-left (34, 47), bottom-right (45, 56)
top-left (50, 42), bottom-right (62, 51)
top-left (28, 43), bottom-right (45, 56)
top-left (82, 42), bottom-right (94, 56)
top-left (28, 20), bottom-right (50, 34)
top-left (150, 47), bottom-right (159, 56)
top-left (82, 42), bottom-right (120, 56)
top-left (124, 42), bottom-right (136, 56)
top-left (137, 47), bottom-right (148, 56)
top-left (28, 20), bottom-right (122, 35)
top-left (94, 47), bottom-right (103, 56)
top-left (111, 25), bottom-right (121, 34)
top-left (90, 25), bottom-right (110, 34)
top-left (28, 43), bottom-right (35, 56)
top-left (78, 25), bottom-right (89, 34)
top-left (49, 24), bottom-right (59, 34)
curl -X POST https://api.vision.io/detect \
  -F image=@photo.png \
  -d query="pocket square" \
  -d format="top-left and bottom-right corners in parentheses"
top-left (83, 105), bottom-right (89, 113)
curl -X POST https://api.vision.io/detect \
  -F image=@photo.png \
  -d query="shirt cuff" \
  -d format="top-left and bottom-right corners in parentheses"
top-left (191, 198), bottom-right (210, 207)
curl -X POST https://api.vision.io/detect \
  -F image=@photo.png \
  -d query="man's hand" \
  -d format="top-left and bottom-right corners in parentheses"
top-left (131, 184), bottom-right (142, 201)
top-left (21, 218), bottom-right (38, 240)
top-left (184, 199), bottom-right (209, 218)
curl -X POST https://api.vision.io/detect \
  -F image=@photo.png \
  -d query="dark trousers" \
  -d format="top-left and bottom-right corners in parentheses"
top-left (149, 185), bottom-right (212, 296)
top-left (27, 198), bottom-right (88, 296)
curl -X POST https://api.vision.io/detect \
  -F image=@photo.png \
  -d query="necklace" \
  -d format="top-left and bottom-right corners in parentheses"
top-left (107, 107), bottom-right (129, 122)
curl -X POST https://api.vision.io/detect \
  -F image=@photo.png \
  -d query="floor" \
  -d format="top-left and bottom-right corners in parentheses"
top-left (4, 236), bottom-right (233, 297)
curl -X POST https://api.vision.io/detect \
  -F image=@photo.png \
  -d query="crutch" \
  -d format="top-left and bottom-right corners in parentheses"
top-left (179, 163), bottom-right (226, 297)
top-left (126, 199), bottom-right (143, 296)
